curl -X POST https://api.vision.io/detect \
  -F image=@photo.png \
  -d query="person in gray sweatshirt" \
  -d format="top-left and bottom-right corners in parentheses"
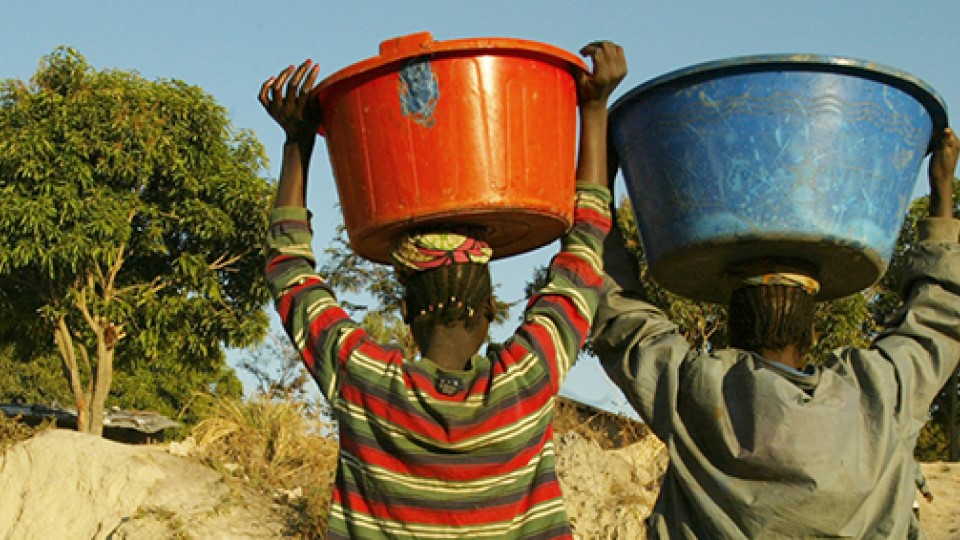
top-left (590, 127), bottom-right (960, 538)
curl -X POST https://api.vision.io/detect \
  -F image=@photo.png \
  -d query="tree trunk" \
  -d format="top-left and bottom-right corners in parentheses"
top-left (948, 365), bottom-right (959, 462)
top-left (51, 312), bottom-right (118, 436)
top-left (53, 316), bottom-right (92, 433)
top-left (88, 338), bottom-right (115, 437)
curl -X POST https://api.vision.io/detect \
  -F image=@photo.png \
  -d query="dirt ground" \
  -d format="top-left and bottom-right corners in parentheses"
top-left (918, 461), bottom-right (960, 540)
top-left (1, 429), bottom-right (958, 538)
top-left (556, 432), bottom-right (960, 540)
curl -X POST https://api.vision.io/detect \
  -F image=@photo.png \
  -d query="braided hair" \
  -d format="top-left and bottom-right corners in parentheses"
top-left (727, 284), bottom-right (815, 356)
top-left (400, 262), bottom-right (492, 331)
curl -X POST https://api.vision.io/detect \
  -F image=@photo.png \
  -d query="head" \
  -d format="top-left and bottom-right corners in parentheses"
top-left (724, 261), bottom-right (819, 360)
top-left (400, 262), bottom-right (495, 350)
top-left (391, 229), bottom-right (495, 355)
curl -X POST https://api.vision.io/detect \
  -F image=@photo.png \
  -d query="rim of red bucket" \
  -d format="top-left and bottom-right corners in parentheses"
top-left (314, 31), bottom-right (589, 101)
top-left (610, 53), bottom-right (949, 148)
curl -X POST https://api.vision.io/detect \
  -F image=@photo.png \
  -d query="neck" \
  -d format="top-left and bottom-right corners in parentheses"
top-left (420, 323), bottom-right (484, 371)
top-left (759, 344), bottom-right (806, 370)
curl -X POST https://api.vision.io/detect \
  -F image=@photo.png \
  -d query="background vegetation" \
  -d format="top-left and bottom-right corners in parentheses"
top-left (0, 48), bottom-right (272, 434)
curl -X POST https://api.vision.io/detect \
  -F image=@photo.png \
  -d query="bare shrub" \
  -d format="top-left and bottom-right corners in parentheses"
top-left (0, 414), bottom-right (54, 452)
top-left (553, 399), bottom-right (667, 539)
top-left (190, 396), bottom-right (338, 537)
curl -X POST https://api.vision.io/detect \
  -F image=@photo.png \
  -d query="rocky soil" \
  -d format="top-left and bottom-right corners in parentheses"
top-left (916, 461), bottom-right (960, 540)
top-left (0, 430), bottom-right (289, 539)
top-left (0, 429), bottom-right (957, 539)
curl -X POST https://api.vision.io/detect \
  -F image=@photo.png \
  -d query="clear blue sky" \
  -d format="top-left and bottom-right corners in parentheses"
top-left (4, 1), bottom-right (959, 416)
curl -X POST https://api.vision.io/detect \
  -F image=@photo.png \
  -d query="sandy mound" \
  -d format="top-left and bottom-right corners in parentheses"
top-left (1, 428), bottom-right (957, 539)
top-left (556, 431), bottom-right (668, 539)
top-left (919, 461), bottom-right (960, 540)
top-left (0, 430), bottom-right (287, 539)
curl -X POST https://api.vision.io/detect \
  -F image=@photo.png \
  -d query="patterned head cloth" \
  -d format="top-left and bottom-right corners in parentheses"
top-left (390, 229), bottom-right (493, 274)
top-left (722, 260), bottom-right (821, 297)
top-left (740, 272), bottom-right (820, 295)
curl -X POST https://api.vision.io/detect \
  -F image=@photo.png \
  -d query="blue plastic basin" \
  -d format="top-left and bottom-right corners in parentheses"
top-left (610, 54), bottom-right (948, 302)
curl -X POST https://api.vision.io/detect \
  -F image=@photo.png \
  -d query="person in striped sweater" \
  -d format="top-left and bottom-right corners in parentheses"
top-left (259, 41), bottom-right (626, 539)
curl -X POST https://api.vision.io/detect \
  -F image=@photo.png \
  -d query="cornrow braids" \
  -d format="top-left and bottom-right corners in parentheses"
top-left (401, 263), bottom-right (493, 331)
top-left (727, 284), bottom-right (815, 356)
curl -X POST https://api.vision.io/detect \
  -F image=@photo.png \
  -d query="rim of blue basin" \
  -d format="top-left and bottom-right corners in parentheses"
top-left (611, 54), bottom-right (949, 147)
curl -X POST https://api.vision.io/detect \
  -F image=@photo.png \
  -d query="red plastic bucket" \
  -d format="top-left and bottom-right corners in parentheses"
top-left (314, 32), bottom-right (587, 263)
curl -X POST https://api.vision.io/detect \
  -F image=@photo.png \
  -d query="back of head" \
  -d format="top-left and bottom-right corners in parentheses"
top-left (391, 228), bottom-right (494, 335)
top-left (401, 263), bottom-right (492, 330)
top-left (727, 284), bottom-right (816, 355)
top-left (724, 260), bottom-right (819, 356)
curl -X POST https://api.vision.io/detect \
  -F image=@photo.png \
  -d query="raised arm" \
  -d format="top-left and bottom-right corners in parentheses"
top-left (258, 60), bottom-right (321, 208)
top-left (586, 52), bottom-right (692, 435)
top-left (875, 127), bottom-right (960, 423)
top-left (575, 41), bottom-right (627, 187)
top-left (260, 60), bottom-right (377, 401)
top-left (929, 127), bottom-right (959, 219)
top-left (504, 42), bottom-right (625, 391)
top-left (589, 216), bottom-right (691, 437)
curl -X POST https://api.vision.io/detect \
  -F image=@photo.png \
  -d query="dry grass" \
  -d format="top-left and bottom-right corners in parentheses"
top-left (184, 395), bottom-right (661, 538)
top-left (553, 398), bottom-right (667, 539)
top-left (0, 414), bottom-right (54, 452)
top-left (553, 397), bottom-right (653, 449)
top-left (190, 396), bottom-right (339, 538)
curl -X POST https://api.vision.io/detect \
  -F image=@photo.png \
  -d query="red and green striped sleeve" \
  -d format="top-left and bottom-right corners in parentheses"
top-left (264, 207), bottom-right (400, 402)
top-left (500, 182), bottom-right (612, 393)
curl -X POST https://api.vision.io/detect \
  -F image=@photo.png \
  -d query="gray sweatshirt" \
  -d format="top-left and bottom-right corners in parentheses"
top-left (590, 217), bottom-right (960, 539)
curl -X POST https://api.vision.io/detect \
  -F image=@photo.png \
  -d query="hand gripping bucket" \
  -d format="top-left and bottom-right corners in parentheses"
top-left (314, 32), bottom-right (588, 263)
top-left (610, 54), bottom-right (948, 303)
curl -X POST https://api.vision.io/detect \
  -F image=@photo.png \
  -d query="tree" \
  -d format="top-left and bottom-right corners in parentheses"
top-left (239, 331), bottom-right (315, 404)
top-left (0, 47), bottom-right (272, 435)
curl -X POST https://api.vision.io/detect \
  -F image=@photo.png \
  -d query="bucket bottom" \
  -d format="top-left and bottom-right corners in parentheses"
top-left (348, 208), bottom-right (571, 264)
top-left (649, 236), bottom-right (885, 304)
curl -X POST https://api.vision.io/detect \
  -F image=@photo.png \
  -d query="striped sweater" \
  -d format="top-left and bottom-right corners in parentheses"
top-left (265, 183), bottom-right (611, 539)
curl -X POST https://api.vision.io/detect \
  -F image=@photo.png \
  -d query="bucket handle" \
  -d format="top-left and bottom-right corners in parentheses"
top-left (606, 129), bottom-right (620, 222)
top-left (311, 87), bottom-right (326, 138)
top-left (379, 32), bottom-right (435, 57)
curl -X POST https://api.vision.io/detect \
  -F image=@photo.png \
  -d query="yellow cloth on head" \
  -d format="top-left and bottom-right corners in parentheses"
top-left (740, 272), bottom-right (821, 295)
top-left (390, 230), bottom-right (493, 273)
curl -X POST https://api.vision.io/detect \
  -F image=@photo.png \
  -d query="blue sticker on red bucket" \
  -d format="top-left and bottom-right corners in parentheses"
top-left (399, 58), bottom-right (439, 127)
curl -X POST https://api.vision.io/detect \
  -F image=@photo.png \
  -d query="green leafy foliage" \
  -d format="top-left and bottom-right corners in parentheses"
top-left (0, 345), bottom-right (72, 406)
top-left (0, 47), bottom-right (270, 433)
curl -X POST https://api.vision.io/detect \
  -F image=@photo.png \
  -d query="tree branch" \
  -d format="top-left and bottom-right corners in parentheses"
top-left (54, 314), bottom-right (86, 406)
top-left (76, 339), bottom-right (93, 385)
top-left (54, 312), bottom-right (93, 432)
top-left (76, 275), bottom-right (100, 334)
top-left (115, 275), bottom-right (167, 300)
top-left (105, 241), bottom-right (127, 297)
top-left (209, 251), bottom-right (247, 272)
